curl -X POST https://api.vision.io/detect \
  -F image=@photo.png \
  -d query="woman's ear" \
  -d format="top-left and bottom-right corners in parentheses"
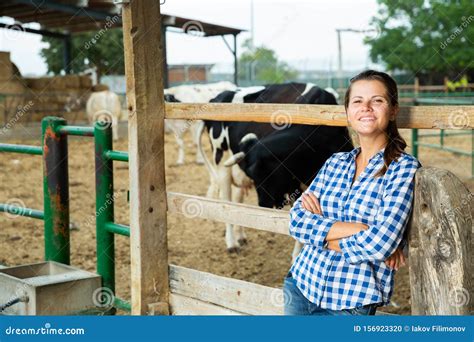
top-left (390, 105), bottom-right (399, 121)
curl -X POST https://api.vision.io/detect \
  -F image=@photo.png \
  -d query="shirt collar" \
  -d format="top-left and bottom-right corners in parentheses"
top-left (339, 146), bottom-right (386, 162)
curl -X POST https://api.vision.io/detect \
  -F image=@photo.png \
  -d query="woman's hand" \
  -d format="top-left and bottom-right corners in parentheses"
top-left (326, 239), bottom-right (342, 252)
top-left (301, 193), bottom-right (322, 215)
top-left (385, 247), bottom-right (406, 270)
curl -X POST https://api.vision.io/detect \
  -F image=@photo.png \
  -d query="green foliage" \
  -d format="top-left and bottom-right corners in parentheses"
top-left (238, 39), bottom-right (298, 83)
top-left (366, 0), bottom-right (473, 83)
top-left (40, 28), bottom-right (124, 79)
top-left (446, 75), bottom-right (469, 91)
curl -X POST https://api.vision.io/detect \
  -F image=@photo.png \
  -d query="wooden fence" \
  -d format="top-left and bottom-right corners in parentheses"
top-left (121, 1), bottom-right (473, 316)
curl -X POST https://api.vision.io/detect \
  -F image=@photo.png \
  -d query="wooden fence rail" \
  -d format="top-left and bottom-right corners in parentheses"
top-left (164, 103), bottom-right (474, 129)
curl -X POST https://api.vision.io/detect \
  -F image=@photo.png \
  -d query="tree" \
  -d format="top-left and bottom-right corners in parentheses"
top-left (40, 28), bottom-right (124, 80)
top-left (366, 0), bottom-right (473, 83)
top-left (238, 39), bottom-right (298, 84)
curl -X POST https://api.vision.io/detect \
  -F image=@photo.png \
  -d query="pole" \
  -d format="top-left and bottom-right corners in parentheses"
top-left (94, 121), bottom-right (116, 297)
top-left (337, 29), bottom-right (343, 90)
top-left (233, 33), bottom-right (238, 86)
top-left (63, 34), bottom-right (72, 74)
top-left (41, 117), bottom-right (70, 264)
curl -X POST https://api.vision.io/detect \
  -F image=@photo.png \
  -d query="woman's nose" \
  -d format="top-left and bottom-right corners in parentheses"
top-left (359, 101), bottom-right (373, 111)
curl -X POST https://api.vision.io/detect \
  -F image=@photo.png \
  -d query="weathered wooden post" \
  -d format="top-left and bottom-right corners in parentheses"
top-left (408, 167), bottom-right (473, 315)
top-left (122, 0), bottom-right (169, 315)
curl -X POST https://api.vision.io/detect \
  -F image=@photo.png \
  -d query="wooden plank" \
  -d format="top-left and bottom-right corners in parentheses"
top-left (169, 265), bottom-right (285, 315)
top-left (169, 265), bottom-right (397, 315)
top-left (169, 293), bottom-right (245, 315)
top-left (122, 1), bottom-right (169, 315)
top-left (408, 167), bottom-right (473, 315)
top-left (164, 103), bottom-right (474, 129)
top-left (167, 192), bottom-right (289, 235)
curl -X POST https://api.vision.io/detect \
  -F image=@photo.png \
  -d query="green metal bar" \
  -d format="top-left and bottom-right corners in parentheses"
top-left (105, 150), bottom-right (129, 162)
top-left (58, 125), bottom-right (94, 137)
top-left (412, 98), bottom-right (474, 105)
top-left (400, 92), bottom-right (474, 98)
top-left (0, 143), bottom-right (42, 155)
top-left (104, 221), bottom-right (130, 237)
top-left (416, 142), bottom-right (473, 156)
top-left (114, 297), bottom-right (131, 312)
top-left (0, 204), bottom-right (44, 220)
top-left (419, 131), bottom-right (471, 137)
top-left (411, 128), bottom-right (418, 158)
top-left (440, 129), bottom-right (444, 147)
top-left (41, 117), bottom-right (70, 265)
top-left (94, 121), bottom-right (116, 295)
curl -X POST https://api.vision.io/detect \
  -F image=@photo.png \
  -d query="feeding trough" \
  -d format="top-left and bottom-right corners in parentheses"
top-left (0, 261), bottom-right (102, 315)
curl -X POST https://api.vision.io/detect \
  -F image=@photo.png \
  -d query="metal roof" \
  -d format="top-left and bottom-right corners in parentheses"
top-left (0, 0), bottom-right (245, 36)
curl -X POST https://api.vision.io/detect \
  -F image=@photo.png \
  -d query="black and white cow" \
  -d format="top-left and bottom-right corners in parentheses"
top-left (163, 82), bottom-right (237, 165)
top-left (198, 83), bottom-right (353, 255)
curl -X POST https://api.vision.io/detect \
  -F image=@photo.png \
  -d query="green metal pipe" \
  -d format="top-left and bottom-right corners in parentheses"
top-left (105, 150), bottom-right (129, 162)
top-left (94, 121), bottom-right (116, 295)
top-left (0, 143), bottom-right (42, 155)
top-left (419, 131), bottom-right (471, 137)
top-left (411, 128), bottom-right (418, 158)
top-left (416, 142), bottom-right (473, 156)
top-left (413, 98), bottom-right (474, 105)
top-left (114, 297), bottom-right (131, 312)
top-left (41, 117), bottom-right (70, 265)
top-left (104, 221), bottom-right (130, 237)
top-left (0, 204), bottom-right (44, 220)
top-left (58, 125), bottom-right (94, 137)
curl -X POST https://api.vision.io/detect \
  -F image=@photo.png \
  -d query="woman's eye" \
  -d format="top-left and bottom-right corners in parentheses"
top-left (353, 100), bottom-right (361, 103)
top-left (374, 99), bottom-right (384, 103)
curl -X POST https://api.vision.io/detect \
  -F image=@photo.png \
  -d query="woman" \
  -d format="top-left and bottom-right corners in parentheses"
top-left (284, 70), bottom-right (421, 315)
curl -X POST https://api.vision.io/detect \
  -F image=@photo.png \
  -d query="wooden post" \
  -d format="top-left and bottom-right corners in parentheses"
top-left (444, 76), bottom-right (449, 93)
top-left (122, 0), bottom-right (169, 315)
top-left (408, 167), bottom-right (473, 315)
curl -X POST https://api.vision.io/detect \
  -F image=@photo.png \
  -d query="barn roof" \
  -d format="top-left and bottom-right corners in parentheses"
top-left (0, 0), bottom-right (244, 36)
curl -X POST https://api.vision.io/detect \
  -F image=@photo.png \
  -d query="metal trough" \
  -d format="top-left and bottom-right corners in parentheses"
top-left (0, 261), bottom-right (102, 315)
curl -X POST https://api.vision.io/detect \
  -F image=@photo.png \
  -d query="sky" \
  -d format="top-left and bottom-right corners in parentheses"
top-left (0, 0), bottom-right (381, 77)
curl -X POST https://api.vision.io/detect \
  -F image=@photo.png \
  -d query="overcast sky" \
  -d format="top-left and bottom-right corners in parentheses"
top-left (0, 0), bottom-right (380, 76)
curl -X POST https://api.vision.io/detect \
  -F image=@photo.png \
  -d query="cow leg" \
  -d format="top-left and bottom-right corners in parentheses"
top-left (192, 120), bottom-right (205, 164)
top-left (291, 241), bottom-right (303, 263)
top-left (206, 176), bottom-right (219, 198)
top-left (112, 115), bottom-right (119, 141)
top-left (231, 185), bottom-right (248, 246)
top-left (216, 166), bottom-right (240, 253)
top-left (176, 137), bottom-right (185, 165)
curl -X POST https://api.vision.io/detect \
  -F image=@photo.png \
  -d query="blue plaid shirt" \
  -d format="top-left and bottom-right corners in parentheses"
top-left (288, 146), bottom-right (421, 310)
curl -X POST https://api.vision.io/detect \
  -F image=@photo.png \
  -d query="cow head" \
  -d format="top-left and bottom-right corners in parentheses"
top-left (224, 133), bottom-right (299, 209)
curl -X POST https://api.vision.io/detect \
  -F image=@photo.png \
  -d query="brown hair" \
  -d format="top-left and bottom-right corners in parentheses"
top-left (344, 70), bottom-right (407, 177)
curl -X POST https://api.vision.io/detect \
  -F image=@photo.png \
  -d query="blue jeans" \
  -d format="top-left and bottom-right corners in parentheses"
top-left (283, 271), bottom-right (378, 315)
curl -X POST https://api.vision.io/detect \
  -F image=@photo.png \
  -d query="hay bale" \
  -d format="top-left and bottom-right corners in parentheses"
top-left (64, 75), bottom-right (81, 89)
top-left (0, 80), bottom-right (26, 94)
top-left (80, 75), bottom-right (93, 89)
top-left (91, 84), bottom-right (110, 92)
top-left (0, 52), bottom-right (13, 81)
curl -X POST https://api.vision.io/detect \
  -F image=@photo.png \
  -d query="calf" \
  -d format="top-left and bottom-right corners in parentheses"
top-left (86, 86), bottom-right (121, 141)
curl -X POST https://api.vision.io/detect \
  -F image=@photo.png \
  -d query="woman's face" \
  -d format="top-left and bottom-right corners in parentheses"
top-left (346, 79), bottom-right (397, 137)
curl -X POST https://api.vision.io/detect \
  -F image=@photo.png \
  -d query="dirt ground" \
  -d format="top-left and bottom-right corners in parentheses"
top-left (0, 125), bottom-right (472, 315)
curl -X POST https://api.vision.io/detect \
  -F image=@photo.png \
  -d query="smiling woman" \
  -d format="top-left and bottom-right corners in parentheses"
top-left (284, 70), bottom-right (422, 316)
